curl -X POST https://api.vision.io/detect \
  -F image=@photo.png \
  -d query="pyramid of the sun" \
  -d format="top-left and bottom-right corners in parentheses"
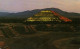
top-left (26, 10), bottom-right (72, 22)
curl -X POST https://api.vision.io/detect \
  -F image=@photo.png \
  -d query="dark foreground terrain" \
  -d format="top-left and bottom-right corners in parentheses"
top-left (0, 23), bottom-right (80, 49)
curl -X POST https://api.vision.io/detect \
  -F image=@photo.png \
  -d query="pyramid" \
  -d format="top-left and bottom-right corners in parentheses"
top-left (25, 10), bottom-right (72, 23)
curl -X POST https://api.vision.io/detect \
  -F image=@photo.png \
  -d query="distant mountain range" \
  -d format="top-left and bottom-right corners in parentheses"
top-left (0, 8), bottom-right (80, 18)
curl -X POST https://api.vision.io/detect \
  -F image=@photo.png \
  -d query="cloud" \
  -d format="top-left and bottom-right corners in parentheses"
top-left (0, 0), bottom-right (80, 13)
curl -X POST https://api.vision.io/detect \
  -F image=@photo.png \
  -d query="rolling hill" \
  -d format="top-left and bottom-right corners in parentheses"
top-left (0, 8), bottom-right (80, 23)
top-left (0, 8), bottom-right (80, 18)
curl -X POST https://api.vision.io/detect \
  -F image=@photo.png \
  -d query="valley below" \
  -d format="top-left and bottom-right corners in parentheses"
top-left (0, 23), bottom-right (80, 49)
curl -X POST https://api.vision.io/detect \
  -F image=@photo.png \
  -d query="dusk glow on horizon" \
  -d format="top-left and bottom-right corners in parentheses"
top-left (0, 0), bottom-right (80, 13)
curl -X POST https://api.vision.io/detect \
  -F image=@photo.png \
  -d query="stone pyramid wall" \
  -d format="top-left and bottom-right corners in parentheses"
top-left (26, 10), bottom-right (72, 23)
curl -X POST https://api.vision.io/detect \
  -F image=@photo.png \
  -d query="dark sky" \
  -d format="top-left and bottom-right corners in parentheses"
top-left (0, 0), bottom-right (80, 13)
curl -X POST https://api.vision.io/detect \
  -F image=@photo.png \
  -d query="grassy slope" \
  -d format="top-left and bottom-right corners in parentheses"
top-left (7, 31), bottom-right (80, 49)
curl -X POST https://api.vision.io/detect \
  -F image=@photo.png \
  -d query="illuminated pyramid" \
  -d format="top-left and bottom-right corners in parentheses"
top-left (25, 10), bottom-right (72, 23)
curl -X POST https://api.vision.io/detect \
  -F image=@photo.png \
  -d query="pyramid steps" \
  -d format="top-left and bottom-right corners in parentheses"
top-left (25, 10), bottom-right (72, 24)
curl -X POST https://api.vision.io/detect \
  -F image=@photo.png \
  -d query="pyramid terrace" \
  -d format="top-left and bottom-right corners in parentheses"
top-left (25, 10), bottom-right (72, 24)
